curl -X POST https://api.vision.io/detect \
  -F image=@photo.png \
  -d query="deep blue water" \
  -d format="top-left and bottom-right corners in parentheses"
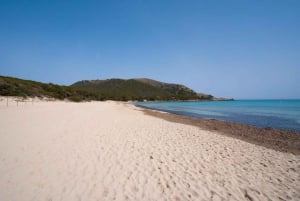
top-left (136, 100), bottom-right (300, 132)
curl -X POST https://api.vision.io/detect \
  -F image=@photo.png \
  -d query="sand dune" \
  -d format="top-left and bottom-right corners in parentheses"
top-left (0, 99), bottom-right (299, 201)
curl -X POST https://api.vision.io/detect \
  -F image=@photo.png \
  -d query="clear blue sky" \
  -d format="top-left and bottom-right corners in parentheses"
top-left (1, 0), bottom-right (299, 99)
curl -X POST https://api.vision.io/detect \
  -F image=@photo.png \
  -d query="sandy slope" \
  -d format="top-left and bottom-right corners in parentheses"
top-left (0, 99), bottom-right (299, 201)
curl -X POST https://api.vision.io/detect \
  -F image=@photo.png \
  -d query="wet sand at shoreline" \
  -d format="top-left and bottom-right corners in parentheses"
top-left (141, 108), bottom-right (300, 155)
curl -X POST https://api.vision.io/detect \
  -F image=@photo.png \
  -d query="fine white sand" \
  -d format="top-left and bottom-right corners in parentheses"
top-left (0, 99), bottom-right (299, 201)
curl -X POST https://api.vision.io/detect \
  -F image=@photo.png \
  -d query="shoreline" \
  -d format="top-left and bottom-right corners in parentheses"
top-left (136, 105), bottom-right (300, 155)
top-left (1, 99), bottom-right (299, 200)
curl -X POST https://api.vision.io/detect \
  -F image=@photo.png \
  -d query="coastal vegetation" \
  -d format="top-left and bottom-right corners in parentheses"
top-left (0, 76), bottom-right (214, 101)
top-left (0, 76), bottom-right (99, 101)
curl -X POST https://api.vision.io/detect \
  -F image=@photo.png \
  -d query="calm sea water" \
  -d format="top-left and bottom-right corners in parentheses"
top-left (136, 100), bottom-right (300, 132)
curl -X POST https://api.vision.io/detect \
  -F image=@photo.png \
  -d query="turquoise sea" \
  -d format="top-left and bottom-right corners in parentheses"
top-left (136, 100), bottom-right (300, 132)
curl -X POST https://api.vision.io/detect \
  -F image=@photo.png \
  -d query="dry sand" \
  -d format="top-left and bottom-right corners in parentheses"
top-left (0, 98), bottom-right (299, 201)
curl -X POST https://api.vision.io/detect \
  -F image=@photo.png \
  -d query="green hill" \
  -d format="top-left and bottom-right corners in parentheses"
top-left (0, 75), bottom-right (214, 101)
top-left (71, 78), bottom-right (213, 101)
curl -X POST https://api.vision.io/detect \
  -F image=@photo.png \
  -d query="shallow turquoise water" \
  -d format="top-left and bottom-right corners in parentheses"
top-left (136, 100), bottom-right (300, 132)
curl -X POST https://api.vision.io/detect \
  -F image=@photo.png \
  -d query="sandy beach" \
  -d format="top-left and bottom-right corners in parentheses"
top-left (0, 98), bottom-right (299, 201)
